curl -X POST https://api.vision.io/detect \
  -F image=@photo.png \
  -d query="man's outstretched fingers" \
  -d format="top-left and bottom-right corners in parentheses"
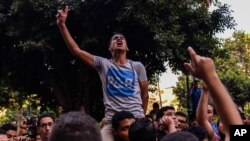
top-left (187, 47), bottom-right (197, 63)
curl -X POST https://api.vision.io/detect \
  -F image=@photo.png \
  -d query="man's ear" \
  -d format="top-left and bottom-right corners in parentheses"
top-left (126, 45), bottom-right (129, 51)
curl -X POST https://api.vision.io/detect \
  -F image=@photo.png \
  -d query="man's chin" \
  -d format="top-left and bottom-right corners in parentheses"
top-left (113, 47), bottom-right (126, 51)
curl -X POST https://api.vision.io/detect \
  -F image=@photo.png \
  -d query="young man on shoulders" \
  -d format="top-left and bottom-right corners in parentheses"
top-left (57, 6), bottom-right (148, 141)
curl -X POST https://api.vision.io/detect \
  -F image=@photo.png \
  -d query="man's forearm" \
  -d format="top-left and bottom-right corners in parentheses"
top-left (58, 24), bottom-right (80, 55)
top-left (142, 93), bottom-right (148, 114)
top-left (57, 24), bottom-right (94, 66)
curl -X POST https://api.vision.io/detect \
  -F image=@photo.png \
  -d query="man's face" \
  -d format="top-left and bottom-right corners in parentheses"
top-left (38, 117), bottom-right (54, 141)
top-left (6, 130), bottom-right (16, 141)
top-left (176, 115), bottom-right (188, 131)
top-left (19, 124), bottom-right (28, 135)
top-left (109, 34), bottom-right (128, 52)
top-left (113, 118), bottom-right (135, 141)
top-left (207, 105), bottom-right (214, 122)
top-left (193, 81), bottom-right (199, 88)
top-left (163, 109), bottom-right (178, 127)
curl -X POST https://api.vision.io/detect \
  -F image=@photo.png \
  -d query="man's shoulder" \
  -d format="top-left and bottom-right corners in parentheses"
top-left (129, 60), bottom-right (144, 66)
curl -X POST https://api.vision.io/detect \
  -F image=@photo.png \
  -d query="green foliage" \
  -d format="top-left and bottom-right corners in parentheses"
top-left (214, 31), bottom-right (250, 107)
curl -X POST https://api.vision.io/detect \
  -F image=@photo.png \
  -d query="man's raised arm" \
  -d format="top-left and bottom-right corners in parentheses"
top-left (184, 47), bottom-right (242, 140)
top-left (56, 5), bottom-right (94, 67)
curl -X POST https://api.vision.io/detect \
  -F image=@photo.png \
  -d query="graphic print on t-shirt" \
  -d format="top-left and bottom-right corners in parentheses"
top-left (106, 67), bottom-right (135, 97)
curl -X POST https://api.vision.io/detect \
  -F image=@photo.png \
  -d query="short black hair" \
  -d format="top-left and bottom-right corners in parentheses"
top-left (49, 111), bottom-right (101, 141)
top-left (37, 113), bottom-right (55, 127)
top-left (0, 129), bottom-right (6, 134)
top-left (152, 102), bottom-right (159, 110)
top-left (1, 123), bottom-right (17, 132)
top-left (129, 118), bottom-right (156, 141)
top-left (161, 131), bottom-right (199, 141)
top-left (176, 111), bottom-right (188, 119)
top-left (185, 125), bottom-right (210, 141)
top-left (109, 32), bottom-right (126, 47)
top-left (112, 110), bottom-right (135, 130)
top-left (156, 106), bottom-right (175, 121)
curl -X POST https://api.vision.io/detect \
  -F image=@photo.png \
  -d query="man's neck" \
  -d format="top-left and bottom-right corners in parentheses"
top-left (112, 52), bottom-right (127, 64)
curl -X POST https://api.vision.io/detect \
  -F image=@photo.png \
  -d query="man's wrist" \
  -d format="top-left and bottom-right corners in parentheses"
top-left (58, 23), bottom-right (66, 28)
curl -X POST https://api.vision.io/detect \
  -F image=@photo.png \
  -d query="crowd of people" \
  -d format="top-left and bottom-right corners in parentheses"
top-left (1, 4), bottom-right (249, 141)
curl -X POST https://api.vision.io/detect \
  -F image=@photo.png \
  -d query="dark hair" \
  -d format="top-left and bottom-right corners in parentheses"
top-left (156, 106), bottom-right (175, 121)
top-left (1, 123), bottom-right (17, 131)
top-left (37, 113), bottom-right (55, 127)
top-left (176, 111), bottom-right (188, 119)
top-left (108, 32), bottom-right (126, 47)
top-left (152, 102), bottom-right (159, 110)
top-left (49, 111), bottom-right (101, 141)
top-left (208, 101), bottom-right (217, 115)
top-left (129, 118), bottom-right (156, 141)
top-left (0, 129), bottom-right (6, 134)
top-left (161, 131), bottom-right (199, 141)
top-left (112, 110), bottom-right (135, 130)
top-left (185, 125), bottom-right (210, 141)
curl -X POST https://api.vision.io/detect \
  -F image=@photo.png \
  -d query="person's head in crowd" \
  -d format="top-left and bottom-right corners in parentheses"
top-left (37, 113), bottom-right (55, 141)
top-left (193, 78), bottom-right (200, 89)
top-left (0, 129), bottom-right (8, 141)
top-left (111, 110), bottom-right (135, 141)
top-left (185, 125), bottom-right (210, 141)
top-left (156, 106), bottom-right (178, 129)
top-left (176, 111), bottom-right (188, 131)
top-left (18, 117), bottom-right (28, 136)
top-left (129, 118), bottom-right (156, 141)
top-left (160, 131), bottom-right (199, 141)
top-left (207, 102), bottom-right (216, 123)
top-left (152, 102), bottom-right (160, 111)
top-left (36, 134), bottom-right (42, 141)
top-left (0, 123), bottom-right (17, 141)
top-left (49, 111), bottom-right (101, 141)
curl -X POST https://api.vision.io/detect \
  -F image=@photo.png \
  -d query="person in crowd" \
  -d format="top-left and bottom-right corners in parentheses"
top-left (185, 125), bottom-right (210, 141)
top-left (152, 102), bottom-right (160, 112)
top-left (0, 123), bottom-right (17, 141)
top-left (160, 131), bottom-right (199, 141)
top-left (184, 47), bottom-right (243, 141)
top-left (155, 106), bottom-right (177, 140)
top-left (17, 117), bottom-right (29, 141)
top-left (0, 129), bottom-right (8, 141)
top-left (37, 113), bottom-right (55, 141)
top-left (49, 111), bottom-right (101, 141)
top-left (207, 102), bottom-right (219, 137)
top-left (35, 134), bottom-right (42, 141)
top-left (196, 82), bottom-right (223, 141)
top-left (190, 78), bottom-right (202, 122)
top-left (176, 111), bottom-right (188, 131)
top-left (128, 117), bottom-right (156, 141)
top-left (56, 5), bottom-right (148, 141)
top-left (111, 111), bottom-right (135, 141)
top-left (148, 102), bottom-right (160, 129)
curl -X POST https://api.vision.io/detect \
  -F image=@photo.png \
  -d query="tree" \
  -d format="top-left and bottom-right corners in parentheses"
top-left (0, 0), bottom-right (235, 120)
top-left (214, 31), bottom-right (250, 109)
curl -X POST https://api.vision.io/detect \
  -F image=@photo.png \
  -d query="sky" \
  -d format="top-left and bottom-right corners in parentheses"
top-left (159, 0), bottom-right (250, 89)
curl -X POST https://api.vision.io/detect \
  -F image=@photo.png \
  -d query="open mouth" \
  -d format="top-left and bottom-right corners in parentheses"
top-left (117, 40), bottom-right (123, 47)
